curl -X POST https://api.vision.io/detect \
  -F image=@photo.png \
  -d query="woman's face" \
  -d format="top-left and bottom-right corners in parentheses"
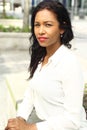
top-left (34, 9), bottom-right (64, 48)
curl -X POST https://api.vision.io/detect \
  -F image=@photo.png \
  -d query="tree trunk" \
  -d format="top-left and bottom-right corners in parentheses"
top-left (23, 0), bottom-right (30, 32)
top-left (3, 0), bottom-right (6, 18)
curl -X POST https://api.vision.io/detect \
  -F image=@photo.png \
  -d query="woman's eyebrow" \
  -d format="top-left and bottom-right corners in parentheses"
top-left (34, 21), bottom-right (54, 23)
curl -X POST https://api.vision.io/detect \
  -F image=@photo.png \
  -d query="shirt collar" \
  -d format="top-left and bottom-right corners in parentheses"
top-left (48, 45), bottom-right (69, 65)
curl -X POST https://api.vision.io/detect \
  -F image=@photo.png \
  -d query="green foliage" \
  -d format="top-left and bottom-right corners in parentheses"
top-left (22, 26), bottom-right (30, 32)
top-left (0, 24), bottom-right (31, 32)
top-left (0, 13), bottom-right (19, 19)
top-left (84, 83), bottom-right (87, 94)
top-left (3, 15), bottom-right (15, 19)
top-left (83, 83), bottom-right (87, 112)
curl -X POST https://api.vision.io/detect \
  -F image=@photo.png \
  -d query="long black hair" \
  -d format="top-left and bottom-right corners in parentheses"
top-left (29, 0), bottom-right (74, 79)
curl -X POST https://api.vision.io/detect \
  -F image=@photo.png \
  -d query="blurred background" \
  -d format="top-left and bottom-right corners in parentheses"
top-left (0, 0), bottom-right (87, 130)
top-left (0, 0), bottom-right (87, 29)
top-left (0, 0), bottom-right (87, 18)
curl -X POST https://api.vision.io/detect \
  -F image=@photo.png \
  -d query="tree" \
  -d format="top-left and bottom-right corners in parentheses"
top-left (3, 0), bottom-right (6, 18)
top-left (23, 0), bottom-right (30, 32)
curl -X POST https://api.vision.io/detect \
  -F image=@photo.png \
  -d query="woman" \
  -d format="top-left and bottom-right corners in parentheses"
top-left (5, 0), bottom-right (87, 130)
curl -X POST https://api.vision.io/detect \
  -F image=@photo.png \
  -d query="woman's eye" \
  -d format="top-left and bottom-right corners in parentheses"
top-left (34, 24), bottom-right (40, 27)
top-left (45, 24), bottom-right (52, 27)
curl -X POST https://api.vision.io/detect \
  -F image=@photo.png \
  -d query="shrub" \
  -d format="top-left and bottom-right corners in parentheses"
top-left (0, 24), bottom-right (30, 32)
top-left (83, 83), bottom-right (87, 113)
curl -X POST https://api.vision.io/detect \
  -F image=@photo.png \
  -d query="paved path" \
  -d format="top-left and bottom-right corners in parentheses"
top-left (0, 50), bottom-right (29, 130)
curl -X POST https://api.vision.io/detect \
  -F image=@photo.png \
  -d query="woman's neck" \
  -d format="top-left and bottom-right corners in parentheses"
top-left (46, 43), bottom-right (61, 58)
top-left (42, 43), bottom-right (61, 66)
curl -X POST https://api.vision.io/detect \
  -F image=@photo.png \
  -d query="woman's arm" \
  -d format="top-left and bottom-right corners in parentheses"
top-left (17, 85), bottom-right (34, 121)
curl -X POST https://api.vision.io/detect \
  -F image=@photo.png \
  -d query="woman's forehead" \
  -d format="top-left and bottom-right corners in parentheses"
top-left (35, 9), bottom-right (57, 22)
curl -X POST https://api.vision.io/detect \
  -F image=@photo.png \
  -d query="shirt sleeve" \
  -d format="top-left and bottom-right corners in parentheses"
top-left (36, 56), bottom-right (85, 130)
top-left (16, 85), bottom-right (34, 121)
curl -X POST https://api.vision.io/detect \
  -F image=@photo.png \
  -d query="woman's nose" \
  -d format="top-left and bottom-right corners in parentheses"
top-left (39, 26), bottom-right (45, 34)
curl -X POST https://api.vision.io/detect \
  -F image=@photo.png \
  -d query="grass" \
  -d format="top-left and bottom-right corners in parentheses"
top-left (0, 24), bottom-right (30, 32)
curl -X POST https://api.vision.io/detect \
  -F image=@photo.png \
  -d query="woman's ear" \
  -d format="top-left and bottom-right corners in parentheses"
top-left (60, 29), bottom-right (65, 35)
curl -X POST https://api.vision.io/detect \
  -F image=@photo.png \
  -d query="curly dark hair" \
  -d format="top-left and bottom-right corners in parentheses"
top-left (29, 0), bottom-right (74, 78)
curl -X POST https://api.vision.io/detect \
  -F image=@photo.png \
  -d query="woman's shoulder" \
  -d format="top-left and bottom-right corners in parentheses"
top-left (60, 45), bottom-right (78, 63)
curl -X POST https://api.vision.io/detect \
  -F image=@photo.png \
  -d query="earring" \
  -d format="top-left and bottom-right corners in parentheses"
top-left (60, 34), bottom-right (63, 38)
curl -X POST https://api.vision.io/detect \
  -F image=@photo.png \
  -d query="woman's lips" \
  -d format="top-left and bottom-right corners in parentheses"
top-left (38, 37), bottom-right (48, 42)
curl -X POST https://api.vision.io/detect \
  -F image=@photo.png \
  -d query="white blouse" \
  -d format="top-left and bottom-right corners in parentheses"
top-left (17, 45), bottom-right (87, 130)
